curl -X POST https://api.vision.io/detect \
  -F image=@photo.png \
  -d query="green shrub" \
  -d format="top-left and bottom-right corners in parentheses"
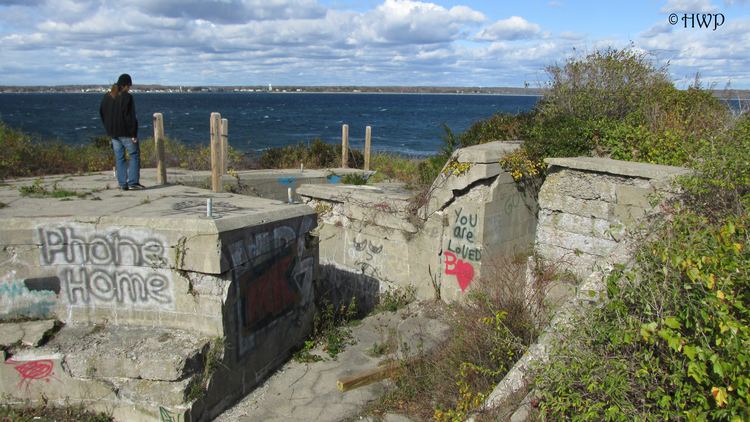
top-left (258, 138), bottom-right (363, 169)
top-left (459, 112), bottom-right (532, 147)
top-left (534, 109), bottom-right (750, 421)
top-left (521, 47), bottom-right (730, 168)
top-left (536, 211), bottom-right (750, 421)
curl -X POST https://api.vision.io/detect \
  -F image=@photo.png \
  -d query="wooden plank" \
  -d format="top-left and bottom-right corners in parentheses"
top-left (336, 361), bottom-right (400, 392)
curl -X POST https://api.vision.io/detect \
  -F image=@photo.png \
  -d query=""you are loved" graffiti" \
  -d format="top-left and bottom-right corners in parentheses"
top-left (444, 208), bottom-right (482, 293)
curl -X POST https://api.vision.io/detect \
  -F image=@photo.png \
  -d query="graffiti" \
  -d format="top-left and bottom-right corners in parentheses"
top-left (170, 200), bottom-right (245, 217)
top-left (327, 175), bottom-right (341, 184)
top-left (351, 238), bottom-right (383, 262)
top-left (445, 208), bottom-right (482, 262)
top-left (61, 267), bottom-right (172, 306)
top-left (5, 359), bottom-right (60, 391)
top-left (38, 226), bottom-right (166, 267)
top-left (1, 273), bottom-right (59, 319)
top-left (239, 254), bottom-right (297, 333)
top-left (443, 251), bottom-right (474, 292)
top-left (504, 194), bottom-right (520, 216)
top-left (159, 406), bottom-right (177, 422)
top-left (35, 225), bottom-right (174, 310)
top-left (224, 215), bottom-right (317, 357)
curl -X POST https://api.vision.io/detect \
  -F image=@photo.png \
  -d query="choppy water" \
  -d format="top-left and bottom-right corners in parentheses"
top-left (0, 92), bottom-right (539, 156)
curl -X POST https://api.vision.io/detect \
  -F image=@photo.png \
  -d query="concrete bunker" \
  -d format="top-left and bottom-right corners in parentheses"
top-left (0, 184), bottom-right (317, 421)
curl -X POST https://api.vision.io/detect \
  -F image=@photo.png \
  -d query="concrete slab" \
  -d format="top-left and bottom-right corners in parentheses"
top-left (3, 319), bottom-right (57, 347)
top-left (214, 301), bottom-right (449, 422)
top-left (453, 141), bottom-right (523, 164)
top-left (545, 157), bottom-right (692, 179)
top-left (29, 324), bottom-right (209, 381)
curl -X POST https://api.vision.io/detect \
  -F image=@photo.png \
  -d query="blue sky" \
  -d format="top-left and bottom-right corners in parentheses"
top-left (1, 0), bottom-right (749, 87)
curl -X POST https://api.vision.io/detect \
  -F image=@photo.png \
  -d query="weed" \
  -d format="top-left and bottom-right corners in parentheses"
top-left (188, 336), bottom-right (225, 402)
top-left (292, 340), bottom-right (324, 363)
top-left (368, 257), bottom-right (544, 421)
top-left (18, 179), bottom-right (84, 199)
top-left (340, 172), bottom-right (369, 185)
top-left (295, 297), bottom-right (359, 361)
top-left (140, 196), bottom-right (151, 204)
top-left (0, 402), bottom-right (112, 421)
top-left (375, 286), bottom-right (416, 313)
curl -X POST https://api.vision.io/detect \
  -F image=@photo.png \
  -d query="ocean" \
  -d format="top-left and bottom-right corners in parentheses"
top-left (0, 92), bottom-right (539, 156)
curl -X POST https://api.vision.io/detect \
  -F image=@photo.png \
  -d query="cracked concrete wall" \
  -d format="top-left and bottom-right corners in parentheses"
top-left (535, 157), bottom-right (690, 279)
top-left (299, 141), bottom-right (538, 303)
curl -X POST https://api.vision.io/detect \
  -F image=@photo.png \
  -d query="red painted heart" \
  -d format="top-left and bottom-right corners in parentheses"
top-left (444, 251), bottom-right (475, 292)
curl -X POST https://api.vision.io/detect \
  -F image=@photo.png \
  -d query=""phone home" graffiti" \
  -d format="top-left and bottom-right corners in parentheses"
top-left (35, 225), bottom-right (175, 310)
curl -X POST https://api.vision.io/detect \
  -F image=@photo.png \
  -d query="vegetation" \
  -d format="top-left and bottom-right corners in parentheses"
top-left (0, 403), bottom-right (112, 421)
top-left (527, 49), bottom-right (750, 420)
top-left (293, 297), bottom-right (359, 362)
top-left (18, 178), bottom-right (87, 199)
top-left (368, 259), bottom-right (547, 421)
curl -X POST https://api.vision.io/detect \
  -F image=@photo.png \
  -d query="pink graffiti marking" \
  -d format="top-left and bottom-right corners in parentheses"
top-left (444, 251), bottom-right (474, 292)
top-left (4, 359), bottom-right (59, 391)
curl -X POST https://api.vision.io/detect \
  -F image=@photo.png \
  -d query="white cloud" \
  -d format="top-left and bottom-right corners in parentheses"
top-left (350, 0), bottom-right (485, 45)
top-left (0, 0), bottom-right (747, 87)
top-left (660, 0), bottom-right (719, 13)
top-left (475, 16), bottom-right (541, 41)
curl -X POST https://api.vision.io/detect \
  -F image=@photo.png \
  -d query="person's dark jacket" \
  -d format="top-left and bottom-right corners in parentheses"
top-left (100, 91), bottom-right (138, 138)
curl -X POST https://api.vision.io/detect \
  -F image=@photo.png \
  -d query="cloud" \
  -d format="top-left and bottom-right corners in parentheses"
top-left (660, 0), bottom-right (719, 13)
top-left (0, 0), bottom-right (747, 87)
top-left (350, 0), bottom-right (485, 45)
top-left (475, 16), bottom-right (541, 41)
top-left (128, 0), bottom-right (326, 23)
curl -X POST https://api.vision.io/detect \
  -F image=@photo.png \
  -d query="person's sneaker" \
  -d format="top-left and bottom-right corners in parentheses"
top-left (119, 185), bottom-right (129, 191)
top-left (129, 183), bottom-right (146, 190)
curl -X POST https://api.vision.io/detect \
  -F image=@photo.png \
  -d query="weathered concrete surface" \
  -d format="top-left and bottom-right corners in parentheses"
top-left (215, 301), bottom-right (448, 422)
top-left (1, 170), bottom-right (319, 421)
top-left (535, 157), bottom-right (688, 279)
top-left (299, 141), bottom-right (537, 303)
top-left (168, 167), bottom-right (374, 202)
top-left (0, 319), bottom-right (57, 348)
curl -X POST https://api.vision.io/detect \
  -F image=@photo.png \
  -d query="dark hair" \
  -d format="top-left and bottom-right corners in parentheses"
top-left (117, 73), bottom-right (133, 87)
top-left (109, 74), bottom-right (133, 98)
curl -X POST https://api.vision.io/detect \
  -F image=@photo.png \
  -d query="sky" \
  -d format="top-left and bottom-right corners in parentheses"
top-left (1, 0), bottom-right (749, 88)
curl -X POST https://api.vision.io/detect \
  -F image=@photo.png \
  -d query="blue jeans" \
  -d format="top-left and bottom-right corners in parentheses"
top-left (112, 137), bottom-right (140, 188)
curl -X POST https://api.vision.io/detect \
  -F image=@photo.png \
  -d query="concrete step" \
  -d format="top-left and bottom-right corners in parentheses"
top-left (2, 322), bottom-right (213, 421)
top-left (37, 323), bottom-right (210, 381)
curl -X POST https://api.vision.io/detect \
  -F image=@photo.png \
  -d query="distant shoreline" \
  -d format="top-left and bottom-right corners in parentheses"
top-left (1, 85), bottom-right (747, 100)
top-left (0, 85), bottom-right (547, 96)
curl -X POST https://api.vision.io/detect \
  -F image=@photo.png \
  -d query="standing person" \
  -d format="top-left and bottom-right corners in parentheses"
top-left (100, 73), bottom-right (145, 190)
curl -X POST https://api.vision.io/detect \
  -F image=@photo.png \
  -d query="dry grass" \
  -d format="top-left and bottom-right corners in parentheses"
top-left (366, 255), bottom-right (552, 421)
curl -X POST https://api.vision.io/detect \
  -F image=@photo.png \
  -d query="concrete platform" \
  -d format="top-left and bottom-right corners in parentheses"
top-left (0, 170), bottom-right (319, 421)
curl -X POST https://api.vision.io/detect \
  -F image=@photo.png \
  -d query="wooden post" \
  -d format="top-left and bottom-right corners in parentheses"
top-left (153, 113), bottom-right (167, 185)
top-left (341, 124), bottom-right (349, 168)
top-left (221, 118), bottom-right (229, 175)
top-left (364, 125), bottom-right (372, 171)
top-left (210, 112), bottom-right (222, 192)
